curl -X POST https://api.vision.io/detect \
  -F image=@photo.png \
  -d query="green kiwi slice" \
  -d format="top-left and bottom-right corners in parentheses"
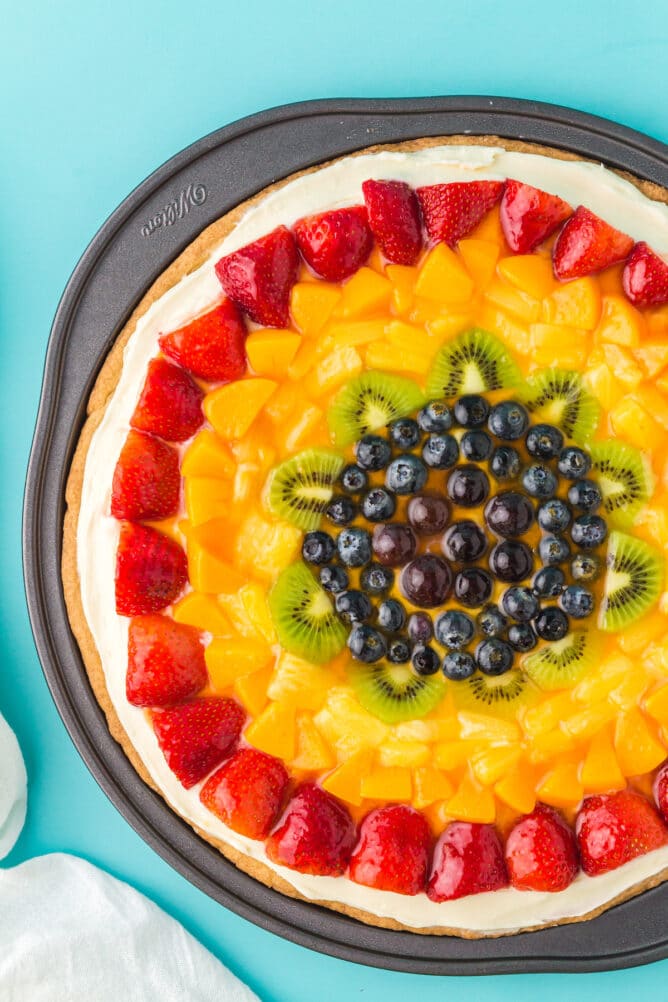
top-left (520, 369), bottom-right (599, 443)
top-left (599, 530), bottom-right (663, 632)
top-left (523, 630), bottom-right (600, 691)
top-left (425, 328), bottom-right (522, 399)
top-left (328, 371), bottom-right (425, 446)
top-left (589, 441), bottom-right (654, 528)
top-left (268, 448), bottom-right (344, 530)
top-left (452, 667), bottom-right (537, 719)
top-left (350, 661), bottom-right (445, 724)
top-left (269, 561), bottom-right (347, 663)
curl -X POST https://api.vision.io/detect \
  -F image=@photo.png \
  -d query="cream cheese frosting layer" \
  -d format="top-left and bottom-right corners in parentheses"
top-left (77, 144), bottom-right (668, 934)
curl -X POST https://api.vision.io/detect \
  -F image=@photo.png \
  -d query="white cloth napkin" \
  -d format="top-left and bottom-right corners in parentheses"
top-left (0, 711), bottom-right (27, 859)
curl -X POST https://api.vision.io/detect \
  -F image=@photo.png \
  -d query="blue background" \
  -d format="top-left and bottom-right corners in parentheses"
top-left (3, 1), bottom-right (668, 998)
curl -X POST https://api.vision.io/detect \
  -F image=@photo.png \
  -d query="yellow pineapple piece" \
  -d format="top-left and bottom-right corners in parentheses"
top-left (634, 341), bottom-right (668, 379)
top-left (172, 593), bottom-right (231, 636)
top-left (264, 381), bottom-right (298, 425)
top-left (497, 254), bottom-right (555, 300)
top-left (609, 672), bottom-right (650, 711)
top-left (306, 345), bottom-right (363, 396)
top-left (581, 728), bottom-right (626, 792)
top-left (181, 430), bottom-right (235, 480)
top-left (484, 277), bottom-right (541, 323)
top-left (245, 330), bottom-right (301, 377)
top-left (446, 771), bottom-right (495, 823)
top-left (434, 740), bottom-right (472, 770)
top-left (636, 385), bottom-right (668, 432)
top-left (426, 311), bottom-right (475, 341)
top-left (364, 339), bottom-right (431, 376)
top-left (218, 591), bottom-right (259, 638)
top-left (458, 238), bottom-right (500, 288)
top-left (478, 304), bottom-right (532, 356)
top-left (233, 663), bottom-right (274, 716)
top-left (239, 583), bottom-right (276, 644)
top-left (234, 513), bottom-right (301, 581)
top-left (457, 712), bottom-right (521, 744)
top-left (267, 651), bottom-right (339, 711)
top-left (290, 281), bottom-right (341, 336)
top-left (615, 708), bottom-right (666, 776)
top-left (610, 397), bottom-right (664, 451)
top-left (583, 363), bottom-right (624, 412)
top-left (340, 267), bottom-right (392, 318)
top-left (386, 264), bottom-right (418, 315)
top-left (314, 688), bottom-right (388, 759)
top-left (292, 713), bottom-right (336, 771)
top-left (394, 719), bottom-right (446, 742)
top-left (573, 653), bottom-right (633, 703)
top-left (284, 405), bottom-right (326, 452)
top-left (594, 294), bottom-right (644, 347)
top-left (361, 766), bottom-right (412, 801)
top-left (188, 543), bottom-right (245, 595)
top-left (385, 319), bottom-right (435, 358)
top-left (471, 745), bottom-right (521, 786)
top-left (645, 684), bottom-right (668, 725)
top-left (564, 702), bottom-right (617, 739)
top-left (327, 320), bottom-right (386, 348)
top-left (231, 463), bottom-right (262, 506)
top-left (536, 761), bottom-right (583, 809)
top-left (245, 701), bottom-right (296, 761)
top-left (523, 692), bottom-right (574, 738)
top-left (415, 243), bottom-right (474, 304)
top-left (542, 277), bottom-right (601, 330)
top-left (659, 373), bottom-right (668, 395)
top-left (205, 637), bottom-right (273, 691)
top-left (378, 736), bottom-right (430, 768)
top-left (495, 768), bottom-right (537, 815)
top-left (322, 749), bottom-right (374, 806)
top-left (413, 767), bottom-right (454, 809)
top-left (184, 477), bottom-right (231, 527)
top-left (287, 338), bottom-right (320, 380)
top-left (204, 378), bottom-right (277, 439)
top-left (530, 323), bottom-right (588, 368)
top-left (601, 344), bottom-right (644, 388)
top-left (527, 728), bottom-right (575, 762)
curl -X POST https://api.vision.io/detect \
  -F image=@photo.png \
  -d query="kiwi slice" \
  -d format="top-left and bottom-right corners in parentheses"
top-left (268, 448), bottom-right (344, 530)
top-left (599, 530), bottom-right (663, 632)
top-left (523, 630), bottom-right (600, 691)
top-left (425, 328), bottom-right (522, 399)
top-left (328, 371), bottom-right (425, 446)
top-left (520, 369), bottom-right (599, 443)
top-left (269, 561), bottom-right (347, 663)
top-left (350, 661), bottom-right (445, 724)
top-left (452, 667), bottom-right (536, 719)
top-left (589, 441), bottom-right (654, 528)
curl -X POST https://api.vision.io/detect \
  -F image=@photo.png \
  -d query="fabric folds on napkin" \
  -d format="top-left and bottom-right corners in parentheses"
top-left (0, 711), bottom-right (27, 859)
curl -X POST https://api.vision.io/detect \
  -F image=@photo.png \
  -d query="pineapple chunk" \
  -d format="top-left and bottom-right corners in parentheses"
top-left (413, 767), bottom-right (454, 809)
top-left (386, 264), bottom-right (418, 315)
top-left (292, 713), bottom-right (336, 771)
top-left (314, 688), bottom-right (388, 759)
top-left (530, 323), bottom-right (588, 368)
top-left (484, 277), bottom-right (540, 323)
top-left (614, 708), bottom-right (666, 776)
top-left (184, 477), bottom-right (231, 527)
top-left (542, 277), bottom-right (601, 330)
top-left (457, 712), bottom-right (521, 744)
top-left (267, 651), bottom-right (339, 711)
top-left (610, 397), bottom-right (664, 452)
top-left (239, 583), bottom-right (276, 644)
top-left (471, 745), bottom-right (521, 786)
top-left (234, 513), bottom-right (301, 581)
top-left (327, 320), bottom-right (386, 348)
top-left (283, 406), bottom-right (326, 452)
top-left (594, 294), bottom-right (644, 347)
top-left (478, 304), bottom-right (532, 356)
top-left (306, 345), bottom-right (363, 396)
top-left (378, 736), bottom-right (430, 768)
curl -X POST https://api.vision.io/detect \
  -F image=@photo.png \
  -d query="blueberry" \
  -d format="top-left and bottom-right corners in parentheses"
top-left (568, 479), bottom-right (603, 513)
top-left (434, 610), bottom-right (476, 649)
top-left (401, 555), bottom-right (454, 607)
top-left (361, 487), bottom-right (396, 522)
top-left (417, 400), bottom-right (453, 432)
top-left (372, 523), bottom-right (417, 566)
top-left (422, 433), bottom-right (459, 469)
top-left (461, 430), bottom-right (493, 461)
top-left (535, 606), bottom-right (569, 641)
top-left (319, 564), bottom-right (349, 594)
top-left (533, 566), bottom-right (565, 598)
top-left (476, 638), bottom-right (514, 675)
top-left (355, 434), bottom-right (392, 471)
top-left (538, 535), bottom-right (570, 566)
top-left (335, 589), bottom-right (373, 623)
top-left (537, 498), bottom-right (571, 533)
top-left (454, 568), bottom-right (494, 608)
top-left (386, 454), bottom-right (428, 494)
top-left (522, 463), bottom-right (558, 499)
top-left (442, 651), bottom-right (476, 681)
top-left (377, 598), bottom-right (407, 632)
top-left (560, 585), bottom-right (595, 619)
top-left (347, 625), bottom-right (387, 663)
top-left (489, 540), bottom-right (534, 582)
top-left (337, 526), bottom-right (372, 567)
top-left (326, 495), bottom-right (356, 526)
top-left (340, 464), bottom-right (367, 494)
top-left (526, 423), bottom-right (564, 460)
top-left (412, 645), bottom-right (441, 676)
top-left (388, 417), bottom-right (420, 450)
top-left (502, 585), bottom-right (539, 622)
top-left (387, 638), bottom-right (411, 664)
top-left (571, 514), bottom-right (608, 549)
top-left (447, 465), bottom-right (490, 507)
top-left (454, 394), bottom-right (490, 428)
top-left (408, 612), bottom-right (434, 644)
top-left (302, 531), bottom-right (336, 565)
top-left (489, 445), bottom-right (522, 482)
top-left (488, 400), bottom-right (530, 440)
top-left (476, 604), bottom-right (507, 638)
top-left (508, 622), bottom-right (537, 652)
top-left (407, 494), bottom-right (450, 535)
top-left (571, 553), bottom-right (601, 583)
top-left (360, 563), bottom-right (394, 594)
top-left (558, 446), bottom-right (592, 480)
top-left (441, 520), bottom-right (487, 562)
top-left (484, 491), bottom-right (534, 537)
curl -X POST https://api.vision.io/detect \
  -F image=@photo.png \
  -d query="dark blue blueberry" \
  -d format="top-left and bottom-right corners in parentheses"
top-left (355, 434), bottom-right (392, 471)
top-left (325, 495), bottom-right (356, 526)
top-left (412, 645), bottom-right (441, 676)
top-left (484, 491), bottom-right (534, 537)
top-left (571, 514), bottom-right (608, 549)
top-left (560, 585), bottom-right (595, 619)
top-left (360, 562), bottom-right (394, 594)
top-left (535, 606), bottom-right (569, 641)
top-left (387, 637), bottom-right (411, 664)
top-left (388, 417), bottom-right (421, 450)
top-left (447, 465), bottom-right (490, 507)
top-left (489, 540), bottom-right (534, 582)
top-left (337, 526), bottom-right (372, 567)
top-left (571, 553), bottom-right (601, 583)
top-left (434, 609), bottom-right (476, 649)
top-left (488, 400), bottom-right (530, 440)
top-left (422, 433), bottom-right (459, 469)
top-left (454, 568), bottom-right (493, 608)
top-left (385, 454), bottom-right (428, 494)
top-left (461, 430), bottom-right (493, 461)
top-left (441, 520), bottom-right (487, 562)
top-left (502, 585), bottom-right (539, 623)
top-left (489, 445), bottom-right (522, 482)
top-left (335, 589), bottom-right (373, 623)
top-left (377, 599), bottom-right (407, 632)
top-left (302, 531), bottom-right (336, 565)
top-left (533, 566), bottom-right (565, 598)
top-left (538, 534), bottom-right (570, 566)
top-left (537, 498), bottom-right (571, 533)
top-left (476, 604), bottom-right (507, 638)
top-left (476, 638), bottom-right (514, 676)
top-left (408, 612), bottom-right (434, 644)
top-left (340, 464), bottom-right (367, 494)
top-left (361, 487), bottom-right (396, 522)
top-left (407, 494), bottom-right (450, 535)
top-left (508, 622), bottom-right (537, 652)
top-left (417, 400), bottom-right (453, 432)
top-left (442, 651), bottom-right (476, 681)
top-left (558, 446), bottom-right (592, 480)
top-left (347, 625), bottom-right (387, 663)
top-left (319, 564), bottom-right (349, 594)
top-left (522, 463), bottom-right (558, 499)
top-left (525, 423), bottom-right (564, 460)
top-left (454, 394), bottom-right (490, 428)
top-left (568, 479), bottom-right (603, 513)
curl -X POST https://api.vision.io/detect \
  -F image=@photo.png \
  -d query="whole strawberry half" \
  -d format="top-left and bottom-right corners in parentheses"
top-left (552, 205), bottom-right (634, 280)
top-left (576, 789), bottom-right (668, 877)
top-left (653, 760), bottom-right (668, 823)
top-left (428, 821), bottom-right (508, 902)
top-left (115, 523), bottom-right (188, 616)
top-left (200, 747), bottom-right (289, 839)
top-left (266, 783), bottom-right (356, 876)
top-left (349, 804), bottom-right (431, 896)
top-left (500, 179), bottom-right (572, 254)
top-left (215, 226), bottom-right (299, 328)
top-left (622, 241), bottom-right (668, 307)
top-left (110, 429), bottom-right (180, 522)
top-left (416, 180), bottom-right (504, 247)
top-left (152, 696), bottom-right (245, 789)
top-left (159, 299), bottom-right (247, 383)
top-left (293, 206), bottom-right (373, 282)
top-left (362, 179), bottom-right (423, 265)
top-left (126, 614), bottom-right (207, 708)
top-left (130, 357), bottom-right (204, 442)
top-left (505, 804), bottom-right (579, 892)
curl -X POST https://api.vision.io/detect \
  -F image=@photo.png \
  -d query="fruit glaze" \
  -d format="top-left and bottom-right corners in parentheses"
top-left (74, 143), bottom-right (668, 935)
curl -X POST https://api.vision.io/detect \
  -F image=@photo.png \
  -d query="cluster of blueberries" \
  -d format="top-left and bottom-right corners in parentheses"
top-left (302, 394), bottom-right (607, 681)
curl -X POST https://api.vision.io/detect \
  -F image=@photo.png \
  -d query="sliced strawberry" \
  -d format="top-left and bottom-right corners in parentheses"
top-left (110, 430), bottom-right (180, 522)
top-left (126, 615), bottom-right (207, 708)
top-left (427, 822), bottom-right (508, 902)
top-left (130, 357), bottom-right (203, 442)
top-left (362, 179), bottom-right (422, 265)
top-left (215, 226), bottom-right (299, 327)
top-left (159, 299), bottom-right (247, 383)
top-left (505, 804), bottom-right (578, 892)
top-left (115, 523), bottom-right (187, 616)
top-left (622, 241), bottom-right (668, 307)
top-left (200, 747), bottom-right (289, 839)
top-left (552, 205), bottom-right (634, 280)
top-left (500, 179), bottom-right (572, 254)
top-left (416, 180), bottom-right (504, 247)
top-left (293, 206), bottom-right (373, 282)
top-left (349, 805), bottom-right (431, 895)
top-left (576, 789), bottom-right (668, 877)
top-left (152, 696), bottom-right (245, 789)
top-left (654, 760), bottom-right (668, 823)
top-left (266, 783), bottom-right (356, 876)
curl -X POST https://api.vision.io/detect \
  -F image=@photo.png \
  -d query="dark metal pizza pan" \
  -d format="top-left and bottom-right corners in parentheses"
top-left (23, 96), bottom-right (668, 974)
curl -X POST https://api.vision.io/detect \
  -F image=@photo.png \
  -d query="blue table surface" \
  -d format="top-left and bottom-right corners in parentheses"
top-left (3, 1), bottom-right (668, 998)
